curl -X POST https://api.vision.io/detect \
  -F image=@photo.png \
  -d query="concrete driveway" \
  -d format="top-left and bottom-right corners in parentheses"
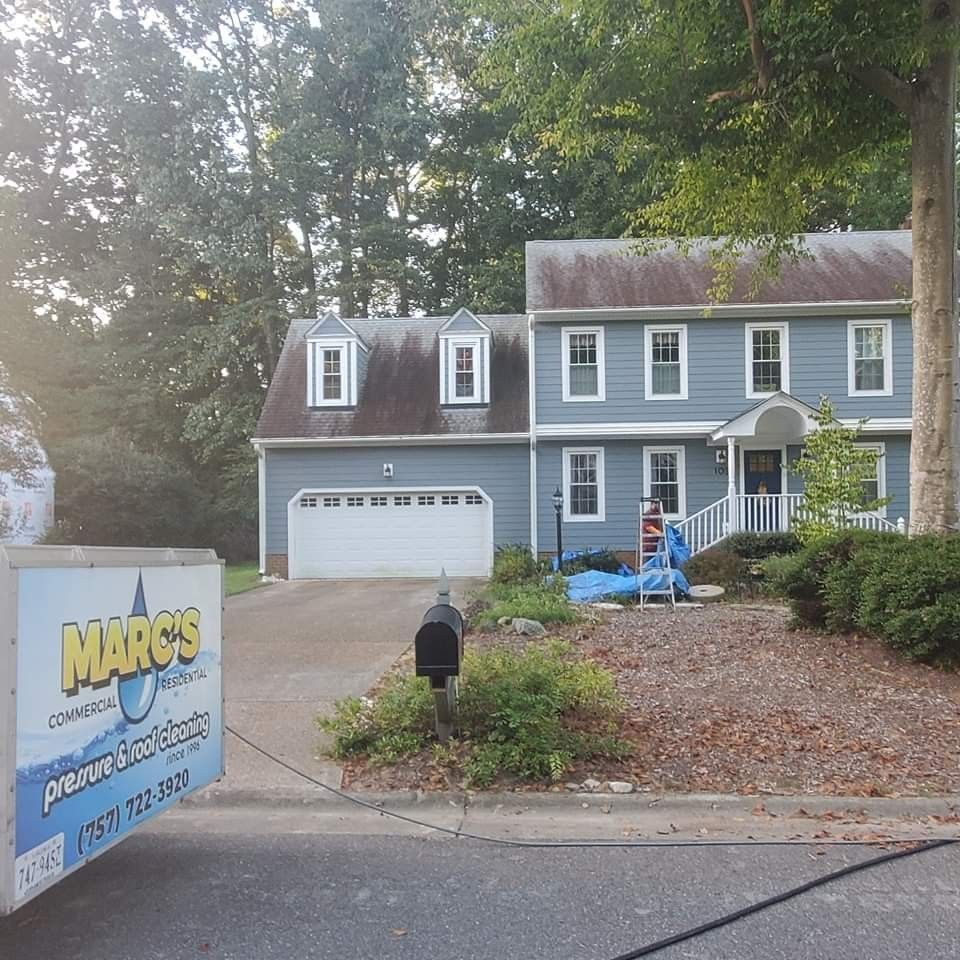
top-left (209, 578), bottom-right (477, 801)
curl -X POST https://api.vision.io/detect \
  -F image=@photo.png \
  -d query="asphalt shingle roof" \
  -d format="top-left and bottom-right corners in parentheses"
top-left (525, 231), bottom-right (914, 311)
top-left (254, 314), bottom-right (528, 440)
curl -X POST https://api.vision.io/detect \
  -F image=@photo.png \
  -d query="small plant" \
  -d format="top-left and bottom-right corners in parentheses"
top-left (562, 548), bottom-right (624, 575)
top-left (319, 639), bottom-right (629, 787)
top-left (792, 396), bottom-right (890, 544)
top-left (682, 548), bottom-right (748, 592)
top-left (492, 543), bottom-right (539, 584)
top-left (476, 577), bottom-right (577, 626)
top-left (722, 531), bottom-right (800, 559)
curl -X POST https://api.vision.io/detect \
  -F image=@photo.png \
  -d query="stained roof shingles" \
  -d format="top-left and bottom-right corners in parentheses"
top-left (254, 315), bottom-right (528, 441)
top-left (525, 231), bottom-right (914, 311)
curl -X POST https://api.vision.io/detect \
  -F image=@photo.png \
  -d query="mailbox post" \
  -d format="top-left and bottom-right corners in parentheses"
top-left (414, 570), bottom-right (464, 742)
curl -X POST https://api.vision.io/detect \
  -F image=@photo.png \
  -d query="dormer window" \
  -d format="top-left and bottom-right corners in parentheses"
top-left (439, 308), bottom-right (492, 405)
top-left (305, 310), bottom-right (367, 407)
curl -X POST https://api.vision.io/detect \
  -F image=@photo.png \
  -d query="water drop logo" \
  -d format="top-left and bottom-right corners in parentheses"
top-left (117, 574), bottom-right (158, 725)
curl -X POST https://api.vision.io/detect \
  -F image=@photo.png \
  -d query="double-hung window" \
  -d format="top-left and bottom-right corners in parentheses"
top-left (643, 446), bottom-right (687, 519)
top-left (562, 327), bottom-right (605, 401)
top-left (455, 345), bottom-right (475, 399)
top-left (644, 324), bottom-right (688, 400)
top-left (854, 442), bottom-right (887, 515)
top-left (321, 348), bottom-right (343, 402)
top-left (562, 447), bottom-right (605, 522)
top-left (848, 320), bottom-right (893, 396)
top-left (745, 323), bottom-right (789, 398)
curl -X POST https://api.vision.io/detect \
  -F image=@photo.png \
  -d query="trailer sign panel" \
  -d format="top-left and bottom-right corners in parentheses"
top-left (1, 549), bottom-right (224, 912)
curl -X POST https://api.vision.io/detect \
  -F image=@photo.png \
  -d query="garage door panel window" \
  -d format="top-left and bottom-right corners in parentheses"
top-left (418, 495), bottom-right (436, 506)
top-left (394, 495), bottom-right (412, 506)
top-left (442, 495), bottom-right (460, 505)
top-left (347, 496), bottom-right (364, 507)
top-left (370, 496), bottom-right (387, 506)
top-left (322, 496), bottom-right (340, 508)
top-left (300, 496), bottom-right (318, 508)
top-left (563, 447), bottom-right (605, 522)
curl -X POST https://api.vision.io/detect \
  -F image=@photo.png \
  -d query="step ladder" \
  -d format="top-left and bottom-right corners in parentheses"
top-left (635, 499), bottom-right (676, 611)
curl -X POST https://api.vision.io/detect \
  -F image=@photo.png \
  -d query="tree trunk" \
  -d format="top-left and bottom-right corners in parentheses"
top-left (908, 31), bottom-right (959, 533)
top-left (300, 217), bottom-right (317, 316)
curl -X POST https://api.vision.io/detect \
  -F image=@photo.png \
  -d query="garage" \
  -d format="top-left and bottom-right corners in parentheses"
top-left (288, 487), bottom-right (493, 579)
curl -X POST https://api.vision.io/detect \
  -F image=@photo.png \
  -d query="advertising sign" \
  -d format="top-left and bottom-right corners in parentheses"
top-left (1, 547), bottom-right (224, 912)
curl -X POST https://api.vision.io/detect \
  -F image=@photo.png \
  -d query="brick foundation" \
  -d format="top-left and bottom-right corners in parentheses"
top-left (265, 554), bottom-right (288, 579)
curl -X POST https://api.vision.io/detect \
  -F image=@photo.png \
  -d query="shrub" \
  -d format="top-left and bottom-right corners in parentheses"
top-left (562, 548), bottom-right (624, 575)
top-left (320, 640), bottom-right (629, 786)
top-left (763, 529), bottom-right (901, 627)
top-left (723, 531), bottom-right (800, 559)
top-left (477, 577), bottom-right (577, 626)
top-left (492, 543), bottom-right (539, 584)
top-left (856, 535), bottom-right (960, 663)
top-left (682, 548), bottom-right (748, 592)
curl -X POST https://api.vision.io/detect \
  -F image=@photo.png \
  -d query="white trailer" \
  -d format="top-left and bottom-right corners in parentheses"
top-left (1, 545), bottom-right (224, 913)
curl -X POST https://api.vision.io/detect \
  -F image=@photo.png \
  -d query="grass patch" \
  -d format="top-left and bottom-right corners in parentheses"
top-left (319, 639), bottom-right (628, 787)
top-left (225, 562), bottom-right (267, 596)
top-left (474, 577), bottom-right (578, 626)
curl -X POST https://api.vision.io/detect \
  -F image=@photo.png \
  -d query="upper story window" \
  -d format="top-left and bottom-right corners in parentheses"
top-left (745, 322), bottom-right (790, 398)
top-left (644, 324), bottom-right (688, 400)
top-left (562, 446), bottom-right (605, 522)
top-left (439, 308), bottom-right (491, 405)
top-left (561, 326), bottom-right (605, 402)
top-left (848, 320), bottom-right (893, 397)
top-left (305, 311), bottom-right (366, 407)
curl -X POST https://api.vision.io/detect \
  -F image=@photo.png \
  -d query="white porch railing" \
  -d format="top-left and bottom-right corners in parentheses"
top-left (675, 494), bottom-right (904, 556)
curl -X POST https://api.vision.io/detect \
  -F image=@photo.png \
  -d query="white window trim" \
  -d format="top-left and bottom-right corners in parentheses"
top-left (853, 441), bottom-right (888, 517)
top-left (307, 338), bottom-right (357, 407)
top-left (643, 445), bottom-right (687, 520)
top-left (561, 326), bottom-right (606, 402)
top-left (847, 319), bottom-right (893, 397)
top-left (644, 323), bottom-right (688, 401)
top-left (562, 446), bottom-right (605, 522)
top-left (444, 336), bottom-right (483, 404)
top-left (744, 322), bottom-right (790, 399)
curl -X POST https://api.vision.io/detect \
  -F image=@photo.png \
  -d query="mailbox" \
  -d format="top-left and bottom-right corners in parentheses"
top-left (415, 603), bottom-right (464, 678)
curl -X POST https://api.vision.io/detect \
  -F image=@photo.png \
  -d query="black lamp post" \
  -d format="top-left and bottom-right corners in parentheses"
top-left (552, 486), bottom-right (564, 572)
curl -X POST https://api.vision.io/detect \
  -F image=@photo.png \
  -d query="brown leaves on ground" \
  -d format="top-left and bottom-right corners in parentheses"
top-left (342, 603), bottom-right (960, 797)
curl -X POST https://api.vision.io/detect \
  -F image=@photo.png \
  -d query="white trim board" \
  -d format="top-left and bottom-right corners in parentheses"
top-left (538, 421), bottom-right (721, 439)
top-left (532, 300), bottom-right (912, 321)
top-left (527, 314), bottom-right (538, 552)
top-left (253, 432), bottom-right (530, 448)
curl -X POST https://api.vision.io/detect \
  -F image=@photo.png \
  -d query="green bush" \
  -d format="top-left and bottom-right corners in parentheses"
top-left (319, 639), bottom-right (628, 786)
top-left (477, 577), bottom-right (577, 626)
top-left (763, 529), bottom-right (898, 628)
top-left (492, 543), bottom-right (539, 584)
top-left (856, 535), bottom-right (960, 663)
top-left (723, 531), bottom-right (800, 559)
top-left (562, 548), bottom-right (623, 575)
top-left (682, 548), bottom-right (748, 592)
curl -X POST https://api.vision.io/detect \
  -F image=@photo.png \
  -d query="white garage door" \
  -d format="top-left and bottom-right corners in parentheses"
top-left (289, 489), bottom-right (492, 579)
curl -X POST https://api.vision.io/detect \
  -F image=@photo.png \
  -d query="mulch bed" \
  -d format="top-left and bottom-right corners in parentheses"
top-left (341, 603), bottom-right (960, 797)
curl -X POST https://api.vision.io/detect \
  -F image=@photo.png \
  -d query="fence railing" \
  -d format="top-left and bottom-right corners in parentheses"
top-left (675, 494), bottom-right (904, 556)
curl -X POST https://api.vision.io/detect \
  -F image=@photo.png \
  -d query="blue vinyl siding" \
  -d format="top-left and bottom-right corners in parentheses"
top-left (535, 315), bottom-right (912, 424)
top-left (537, 435), bottom-right (910, 553)
top-left (264, 444), bottom-right (529, 554)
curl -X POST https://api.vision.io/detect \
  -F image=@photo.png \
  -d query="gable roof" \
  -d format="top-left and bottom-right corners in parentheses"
top-left (254, 314), bottom-right (528, 441)
top-left (526, 230), bottom-right (914, 311)
top-left (438, 307), bottom-right (492, 336)
top-left (304, 310), bottom-right (368, 347)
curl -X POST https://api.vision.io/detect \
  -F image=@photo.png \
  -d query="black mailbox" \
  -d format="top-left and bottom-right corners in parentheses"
top-left (415, 603), bottom-right (464, 678)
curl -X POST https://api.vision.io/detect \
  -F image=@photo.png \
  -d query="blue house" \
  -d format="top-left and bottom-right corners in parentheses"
top-left (254, 231), bottom-right (911, 579)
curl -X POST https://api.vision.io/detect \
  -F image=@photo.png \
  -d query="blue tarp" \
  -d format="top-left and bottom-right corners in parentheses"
top-left (550, 548), bottom-right (633, 577)
top-left (562, 525), bottom-right (691, 603)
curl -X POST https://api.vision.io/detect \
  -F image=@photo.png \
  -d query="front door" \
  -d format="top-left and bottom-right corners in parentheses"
top-left (742, 449), bottom-right (782, 531)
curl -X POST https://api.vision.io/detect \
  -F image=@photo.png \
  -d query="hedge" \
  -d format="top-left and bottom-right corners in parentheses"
top-left (764, 529), bottom-right (960, 664)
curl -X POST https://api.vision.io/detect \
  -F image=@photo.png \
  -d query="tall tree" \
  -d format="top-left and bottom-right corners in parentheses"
top-left (477, 0), bottom-right (959, 533)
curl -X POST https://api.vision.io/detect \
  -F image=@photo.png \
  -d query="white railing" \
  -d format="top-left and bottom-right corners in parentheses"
top-left (675, 498), bottom-right (730, 555)
top-left (676, 494), bottom-right (905, 555)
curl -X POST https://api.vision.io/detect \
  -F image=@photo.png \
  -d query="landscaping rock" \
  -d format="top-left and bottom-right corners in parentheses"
top-left (565, 782), bottom-right (582, 792)
top-left (512, 617), bottom-right (546, 636)
top-left (607, 781), bottom-right (635, 794)
top-left (687, 584), bottom-right (724, 601)
top-left (590, 602), bottom-right (624, 611)
top-left (497, 616), bottom-right (512, 627)
top-left (582, 778), bottom-right (602, 792)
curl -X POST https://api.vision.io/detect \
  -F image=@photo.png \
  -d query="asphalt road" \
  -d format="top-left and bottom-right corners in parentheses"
top-left (3, 817), bottom-right (958, 960)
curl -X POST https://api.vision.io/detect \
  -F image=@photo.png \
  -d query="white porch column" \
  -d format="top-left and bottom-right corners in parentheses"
top-left (726, 436), bottom-right (737, 532)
